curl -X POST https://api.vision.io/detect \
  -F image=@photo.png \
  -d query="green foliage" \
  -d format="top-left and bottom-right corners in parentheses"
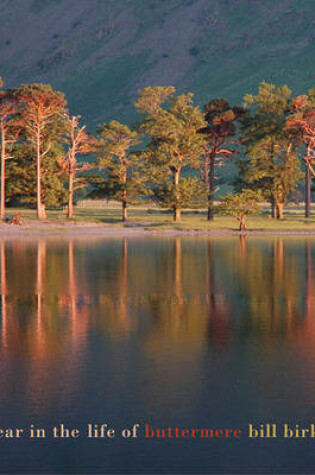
top-left (7, 141), bottom-right (67, 206)
top-left (18, 86), bottom-right (67, 163)
top-left (0, 76), bottom-right (313, 225)
top-left (153, 177), bottom-right (206, 209)
top-left (135, 86), bottom-right (206, 218)
top-left (218, 189), bottom-right (262, 229)
top-left (15, 83), bottom-right (67, 215)
top-left (42, 144), bottom-right (68, 207)
top-left (244, 81), bottom-right (292, 116)
top-left (218, 189), bottom-right (262, 217)
top-left (200, 97), bottom-right (245, 219)
top-left (89, 121), bottom-right (148, 219)
top-left (240, 81), bottom-right (302, 214)
top-left (307, 88), bottom-right (315, 105)
top-left (242, 82), bottom-right (292, 148)
top-left (136, 87), bottom-right (206, 169)
top-left (245, 138), bottom-right (302, 204)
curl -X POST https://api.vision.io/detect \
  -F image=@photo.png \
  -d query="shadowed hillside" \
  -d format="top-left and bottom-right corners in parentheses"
top-left (0, 0), bottom-right (314, 126)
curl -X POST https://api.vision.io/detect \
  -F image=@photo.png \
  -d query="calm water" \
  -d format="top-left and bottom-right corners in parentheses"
top-left (1, 236), bottom-right (315, 473)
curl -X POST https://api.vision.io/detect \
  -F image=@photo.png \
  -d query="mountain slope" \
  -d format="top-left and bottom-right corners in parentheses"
top-left (0, 0), bottom-right (314, 127)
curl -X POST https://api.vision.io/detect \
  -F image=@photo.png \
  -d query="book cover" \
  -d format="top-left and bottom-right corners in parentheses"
top-left (0, 1), bottom-right (314, 474)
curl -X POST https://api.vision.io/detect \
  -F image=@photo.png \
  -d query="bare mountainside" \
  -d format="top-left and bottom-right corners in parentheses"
top-left (0, 0), bottom-right (315, 126)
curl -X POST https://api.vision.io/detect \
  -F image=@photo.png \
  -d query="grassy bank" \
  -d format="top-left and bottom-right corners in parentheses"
top-left (7, 204), bottom-right (315, 232)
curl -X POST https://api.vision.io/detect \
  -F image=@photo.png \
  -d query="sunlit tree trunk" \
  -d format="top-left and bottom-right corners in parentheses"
top-left (305, 162), bottom-right (311, 218)
top-left (238, 215), bottom-right (246, 231)
top-left (67, 121), bottom-right (78, 219)
top-left (173, 208), bottom-right (181, 222)
top-left (207, 150), bottom-right (215, 221)
top-left (67, 169), bottom-right (74, 219)
top-left (0, 120), bottom-right (6, 221)
top-left (122, 200), bottom-right (127, 222)
top-left (122, 177), bottom-right (127, 222)
top-left (173, 169), bottom-right (181, 222)
top-left (36, 126), bottom-right (46, 220)
top-left (276, 202), bottom-right (284, 220)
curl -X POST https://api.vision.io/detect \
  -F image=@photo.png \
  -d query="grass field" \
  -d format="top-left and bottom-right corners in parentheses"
top-left (7, 203), bottom-right (315, 232)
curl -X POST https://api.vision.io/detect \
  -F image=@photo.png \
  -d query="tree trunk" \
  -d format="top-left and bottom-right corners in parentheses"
top-left (39, 203), bottom-right (46, 220)
top-left (305, 162), bottom-right (311, 218)
top-left (238, 215), bottom-right (246, 231)
top-left (122, 200), bottom-right (127, 222)
top-left (67, 171), bottom-right (74, 219)
top-left (173, 207), bottom-right (181, 222)
top-left (1, 121), bottom-right (6, 221)
top-left (36, 127), bottom-right (45, 220)
top-left (207, 151), bottom-right (215, 221)
top-left (173, 169), bottom-right (181, 222)
top-left (121, 182), bottom-right (128, 222)
top-left (68, 121), bottom-right (78, 220)
top-left (276, 202), bottom-right (284, 220)
top-left (271, 199), bottom-right (276, 219)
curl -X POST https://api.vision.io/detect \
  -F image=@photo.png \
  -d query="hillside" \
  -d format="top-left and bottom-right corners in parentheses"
top-left (0, 0), bottom-right (314, 128)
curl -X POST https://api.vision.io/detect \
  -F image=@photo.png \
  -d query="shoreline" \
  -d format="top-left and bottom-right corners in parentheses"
top-left (2, 222), bottom-right (315, 237)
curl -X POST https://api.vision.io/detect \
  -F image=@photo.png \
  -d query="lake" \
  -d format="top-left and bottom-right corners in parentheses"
top-left (1, 235), bottom-right (315, 473)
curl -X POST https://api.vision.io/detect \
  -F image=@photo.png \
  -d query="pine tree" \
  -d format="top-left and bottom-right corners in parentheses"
top-left (17, 84), bottom-right (67, 219)
top-left (90, 120), bottom-right (145, 222)
top-left (286, 93), bottom-right (315, 218)
top-left (61, 114), bottom-right (92, 219)
top-left (135, 86), bottom-right (206, 221)
top-left (6, 140), bottom-right (67, 208)
top-left (218, 189), bottom-right (262, 230)
top-left (0, 79), bottom-right (19, 220)
top-left (242, 82), bottom-right (302, 219)
top-left (199, 98), bottom-right (244, 220)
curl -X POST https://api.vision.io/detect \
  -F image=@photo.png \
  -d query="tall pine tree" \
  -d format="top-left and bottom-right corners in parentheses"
top-left (199, 98), bottom-right (244, 220)
top-left (90, 120), bottom-right (145, 222)
top-left (242, 82), bottom-right (302, 219)
top-left (61, 114), bottom-right (92, 219)
top-left (17, 84), bottom-right (67, 219)
top-left (0, 79), bottom-right (19, 220)
top-left (135, 86), bottom-right (206, 221)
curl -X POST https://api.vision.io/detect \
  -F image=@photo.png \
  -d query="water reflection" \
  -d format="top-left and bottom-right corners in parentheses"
top-left (0, 236), bottom-right (315, 415)
top-left (3, 236), bottom-right (315, 471)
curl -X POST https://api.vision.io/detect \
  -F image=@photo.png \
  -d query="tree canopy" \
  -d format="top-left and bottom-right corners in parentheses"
top-left (0, 78), bottom-right (313, 225)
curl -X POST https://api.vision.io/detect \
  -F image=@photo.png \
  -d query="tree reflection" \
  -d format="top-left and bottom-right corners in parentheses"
top-left (0, 236), bottom-right (314, 413)
top-left (0, 240), bottom-right (8, 352)
top-left (205, 240), bottom-right (230, 348)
